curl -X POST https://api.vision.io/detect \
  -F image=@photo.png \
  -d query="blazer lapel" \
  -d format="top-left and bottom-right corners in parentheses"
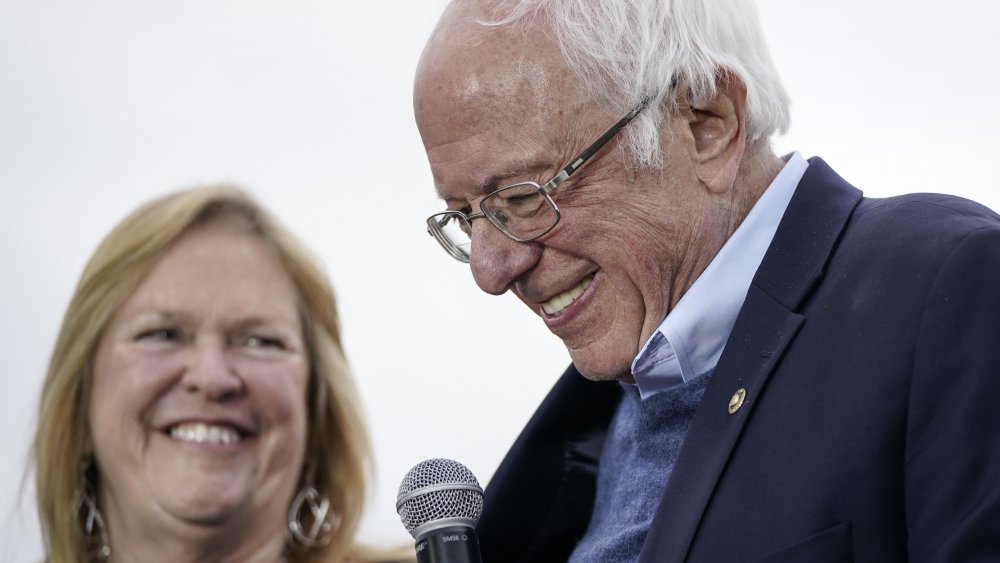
top-left (639, 158), bottom-right (863, 562)
top-left (479, 366), bottom-right (621, 562)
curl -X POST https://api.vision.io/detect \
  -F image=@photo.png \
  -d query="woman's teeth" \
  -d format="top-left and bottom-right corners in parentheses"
top-left (169, 423), bottom-right (241, 445)
top-left (542, 274), bottom-right (593, 316)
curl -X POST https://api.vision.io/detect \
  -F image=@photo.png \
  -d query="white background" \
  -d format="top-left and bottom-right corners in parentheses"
top-left (2, 0), bottom-right (998, 558)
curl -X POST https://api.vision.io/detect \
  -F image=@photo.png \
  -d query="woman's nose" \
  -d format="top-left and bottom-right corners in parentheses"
top-left (180, 339), bottom-right (244, 401)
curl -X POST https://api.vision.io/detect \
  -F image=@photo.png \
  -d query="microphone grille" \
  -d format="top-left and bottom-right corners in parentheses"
top-left (396, 458), bottom-right (484, 535)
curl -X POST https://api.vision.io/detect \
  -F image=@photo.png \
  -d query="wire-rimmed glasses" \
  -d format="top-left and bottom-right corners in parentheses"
top-left (426, 100), bottom-right (648, 263)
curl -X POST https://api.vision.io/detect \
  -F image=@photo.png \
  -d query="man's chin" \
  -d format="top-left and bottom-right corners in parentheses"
top-left (567, 347), bottom-right (633, 383)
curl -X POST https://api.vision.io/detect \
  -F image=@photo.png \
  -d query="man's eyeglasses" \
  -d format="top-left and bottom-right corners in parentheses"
top-left (426, 100), bottom-right (648, 263)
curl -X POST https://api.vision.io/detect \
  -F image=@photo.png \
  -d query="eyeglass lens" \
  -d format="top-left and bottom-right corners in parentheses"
top-left (435, 214), bottom-right (474, 257)
top-left (432, 184), bottom-right (559, 260)
top-left (481, 184), bottom-right (557, 240)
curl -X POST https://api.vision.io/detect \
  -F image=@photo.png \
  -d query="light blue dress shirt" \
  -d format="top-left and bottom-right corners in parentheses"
top-left (630, 152), bottom-right (809, 399)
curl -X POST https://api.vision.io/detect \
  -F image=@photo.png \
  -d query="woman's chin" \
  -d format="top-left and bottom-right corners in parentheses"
top-left (155, 479), bottom-right (250, 526)
top-left (146, 453), bottom-right (258, 526)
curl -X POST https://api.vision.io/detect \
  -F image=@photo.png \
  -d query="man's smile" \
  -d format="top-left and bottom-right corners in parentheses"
top-left (540, 273), bottom-right (595, 316)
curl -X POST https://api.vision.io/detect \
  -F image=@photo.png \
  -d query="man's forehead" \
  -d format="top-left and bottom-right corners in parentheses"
top-left (416, 2), bottom-right (591, 200)
top-left (424, 115), bottom-right (552, 200)
top-left (416, 2), bottom-right (570, 116)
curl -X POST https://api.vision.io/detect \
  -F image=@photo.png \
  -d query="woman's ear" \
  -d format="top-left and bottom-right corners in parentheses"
top-left (677, 71), bottom-right (748, 194)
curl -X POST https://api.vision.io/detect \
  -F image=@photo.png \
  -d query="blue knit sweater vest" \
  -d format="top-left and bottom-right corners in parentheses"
top-left (568, 370), bottom-right (712, 562)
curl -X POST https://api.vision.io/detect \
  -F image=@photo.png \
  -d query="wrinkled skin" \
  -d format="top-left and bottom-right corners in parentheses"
top-left (415, 1), bottom-right (776, 381)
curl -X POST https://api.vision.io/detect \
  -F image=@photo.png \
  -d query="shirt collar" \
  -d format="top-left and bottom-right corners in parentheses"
top-left (630, 152), bottom-right (809, 399)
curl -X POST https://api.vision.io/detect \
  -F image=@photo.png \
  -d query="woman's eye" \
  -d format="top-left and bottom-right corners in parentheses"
top-left (244, 335), bottom-right (284, 349)
top-left (137, 328), bottom-right (178, 342)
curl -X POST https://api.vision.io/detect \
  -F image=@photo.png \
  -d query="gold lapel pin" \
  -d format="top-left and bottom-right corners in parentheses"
top-left (728, 388), bottom-right (747, 414)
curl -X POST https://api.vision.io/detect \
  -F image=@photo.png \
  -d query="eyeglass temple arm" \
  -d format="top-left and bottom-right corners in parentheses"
top-left (541, 98), bottom-right (651, 193)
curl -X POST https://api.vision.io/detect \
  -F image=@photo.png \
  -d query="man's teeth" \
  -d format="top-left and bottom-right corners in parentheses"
top-left (542, 275), bottom-right (594, 316)
top-left (169, 423), bottom-right (241, 445)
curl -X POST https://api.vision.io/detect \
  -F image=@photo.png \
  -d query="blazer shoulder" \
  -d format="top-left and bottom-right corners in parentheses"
top-left (839, 192), bottom-right (1000, 264)
top-left (855, 192), bottom-right (1000, 234)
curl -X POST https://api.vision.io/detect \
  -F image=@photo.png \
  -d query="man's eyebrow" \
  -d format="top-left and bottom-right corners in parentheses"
top-left (438, 162), bottom-right (555, 202)
top-left (483, 163), bottom-right (549, 190)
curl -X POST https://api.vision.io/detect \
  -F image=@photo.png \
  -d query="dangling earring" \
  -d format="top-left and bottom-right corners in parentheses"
top-left (75, 464), bottom-right (111, 561)
top-left (287, 485), bottom-right (333, 549)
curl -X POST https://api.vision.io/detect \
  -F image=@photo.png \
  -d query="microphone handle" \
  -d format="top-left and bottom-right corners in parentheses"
top-left (415, 524), bottom-right (483, 563)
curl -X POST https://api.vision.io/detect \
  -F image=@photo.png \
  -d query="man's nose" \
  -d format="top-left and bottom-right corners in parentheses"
top-left (468, 218), bottom-right (541, 295)
top-left (181, 339), bottom-right (244, 401)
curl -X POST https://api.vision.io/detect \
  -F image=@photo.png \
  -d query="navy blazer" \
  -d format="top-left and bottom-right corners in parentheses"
top-left (476, 158), bottom-right (1000, 562)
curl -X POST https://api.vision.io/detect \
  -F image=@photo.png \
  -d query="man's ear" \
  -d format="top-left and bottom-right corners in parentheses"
top-left (676, 71), bottom-right (747, 194)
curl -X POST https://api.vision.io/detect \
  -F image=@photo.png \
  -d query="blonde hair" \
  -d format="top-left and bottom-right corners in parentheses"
top-left (33, 185), bottom-right (370, 563)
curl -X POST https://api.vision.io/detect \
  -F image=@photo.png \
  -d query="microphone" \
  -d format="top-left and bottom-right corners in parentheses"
top-left (396, 458), bottom-right (484, 563)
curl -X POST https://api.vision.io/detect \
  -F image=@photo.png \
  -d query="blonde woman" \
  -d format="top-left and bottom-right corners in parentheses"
top-left (34, 186), bottom-right (393, 562)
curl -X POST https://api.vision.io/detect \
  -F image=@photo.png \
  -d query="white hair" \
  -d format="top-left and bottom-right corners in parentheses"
top-left (485, 0), bottom-right (791, 168)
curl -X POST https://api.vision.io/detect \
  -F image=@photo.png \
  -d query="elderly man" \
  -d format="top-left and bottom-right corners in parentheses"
top-left (414, 1), bottom-right (1000, 561)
